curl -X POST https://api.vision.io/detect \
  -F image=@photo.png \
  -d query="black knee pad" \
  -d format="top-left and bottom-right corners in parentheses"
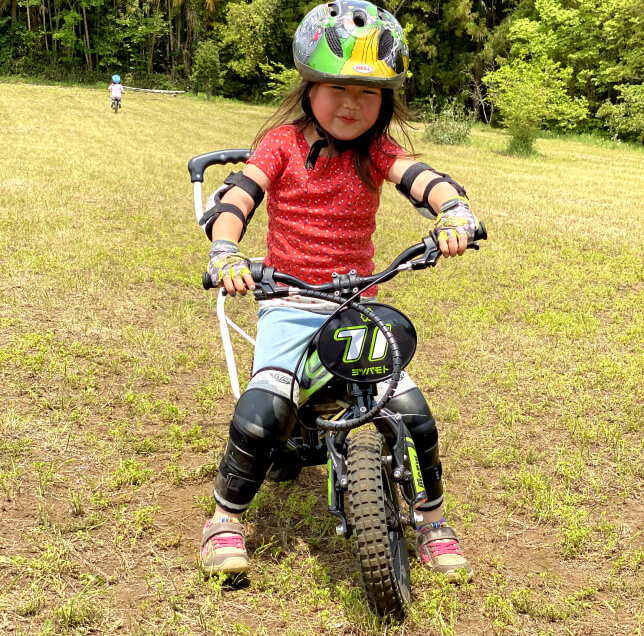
top-left (388, 388), bottom-right (443, 510)
top-left (214, 387), bottom-right (296, 513)
top-left (233, 381), bottom-right (297, 443)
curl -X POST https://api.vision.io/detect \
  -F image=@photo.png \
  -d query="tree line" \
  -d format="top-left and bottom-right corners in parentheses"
top-left (1, 0), bottom-right (642, 141)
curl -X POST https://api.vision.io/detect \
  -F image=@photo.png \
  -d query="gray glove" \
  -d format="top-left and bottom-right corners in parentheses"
top-left (434, 197), bottom-right (478, 242)
top-left (208, 240), bottom-right (251, 287)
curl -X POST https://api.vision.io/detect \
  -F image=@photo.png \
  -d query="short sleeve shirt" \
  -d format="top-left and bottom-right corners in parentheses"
top-left (110, 83), bottom-right (123, 98)
top-left (247, 125), bottom-right (404, 286)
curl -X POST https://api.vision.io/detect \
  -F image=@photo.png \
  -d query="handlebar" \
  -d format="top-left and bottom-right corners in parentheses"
top-left (204, 222), bottom-right (486, 432)
top-left (202, 222), bottom-right (487, 296)
top-left (188, 149), bottom-right (252, 183)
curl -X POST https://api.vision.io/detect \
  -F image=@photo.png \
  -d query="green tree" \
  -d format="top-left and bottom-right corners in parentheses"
top-left (395, 0), bottom-right (514, 107)
top-left (260, 61), bottom-right (300, 104)
top-left (221, 0), bottom-right (280, 79)
top-left (190, 39), bottom-right (222, 99)
top-left (496, 0), bottom-right (644, 115)
top-left (51, 9), bottom-right (82, 66)
top-left (483, 57), bottom-right (589, 154)
top-left (596, 84), bottom-right (644, 143)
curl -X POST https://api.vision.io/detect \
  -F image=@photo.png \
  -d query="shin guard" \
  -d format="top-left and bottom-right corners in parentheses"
top-left (214, 383), bottom-right (296, 514)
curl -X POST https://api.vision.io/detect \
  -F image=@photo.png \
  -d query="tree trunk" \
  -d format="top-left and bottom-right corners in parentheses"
top-left (48, 0), bottom-right (55, 54)
top-left (52, 0), bottom-right (59, 55)
top-left (82, 6), bottom-right (92, 70)
top-left (184, 5), bottom-right (193, 76)
top-left (168, 0), bottom-right (175, 77)
top-left (41, 2), bottom-right (49, 52)
top-left (148, 38), bottom-right (154, 74)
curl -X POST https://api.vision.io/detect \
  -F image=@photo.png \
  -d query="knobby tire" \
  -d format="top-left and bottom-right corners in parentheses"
top-left (347, 429), bottom-right (411, 617)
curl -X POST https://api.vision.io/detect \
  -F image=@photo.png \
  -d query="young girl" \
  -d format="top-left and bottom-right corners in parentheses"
top-left (199, 0), bottom-right (479, 580)
top-left (108, 75), bottom-right (123, 106)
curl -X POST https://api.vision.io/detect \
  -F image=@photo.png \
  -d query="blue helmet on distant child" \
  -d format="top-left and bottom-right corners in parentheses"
top-left (112, 75), bottom-right (121, 83)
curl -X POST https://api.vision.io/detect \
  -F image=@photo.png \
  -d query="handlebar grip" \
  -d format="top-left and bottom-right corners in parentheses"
top-left (473, 222), bottom-right (487, 242)
top-left (188, 149), bottom-right (252, 183)
top-left (202, 271), bottom-right (215, 290)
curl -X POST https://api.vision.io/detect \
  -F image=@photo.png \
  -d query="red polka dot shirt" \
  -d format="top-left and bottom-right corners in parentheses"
top-left (247, 125), bottom-right (405, 287)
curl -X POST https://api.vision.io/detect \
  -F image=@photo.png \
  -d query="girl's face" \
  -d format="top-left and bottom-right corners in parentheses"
top-left (309, 83), bottom-right (382, 141)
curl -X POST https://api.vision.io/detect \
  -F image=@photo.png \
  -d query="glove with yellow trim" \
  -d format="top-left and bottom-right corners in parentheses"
top-left (434, 197), bottom-right (478, 242)
top-left (208, 239), bottom-right (251, 287)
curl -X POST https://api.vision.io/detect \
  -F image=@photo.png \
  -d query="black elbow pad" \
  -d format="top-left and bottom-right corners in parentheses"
top-left (199, 171), bottom-right (265, 241)
top-left (395, 162), bottom-right (467, 219)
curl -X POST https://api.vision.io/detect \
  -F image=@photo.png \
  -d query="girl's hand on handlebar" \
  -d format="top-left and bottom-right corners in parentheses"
top-left (434, 197), bottom-right (478, 258)
top-left (208, 240), bottom-right (255, 296)
top-left (220, 271), bottom-right (256, 296)
top-left (438, 233), bottom-right (469, 258)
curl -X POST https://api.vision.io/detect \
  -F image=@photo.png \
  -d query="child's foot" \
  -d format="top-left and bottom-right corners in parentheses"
top-left (200, 517), bottom-right (250, 576)
top-left (416, 521), bottom-right (473, 580)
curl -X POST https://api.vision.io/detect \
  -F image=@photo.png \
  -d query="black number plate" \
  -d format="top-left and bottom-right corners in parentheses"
top-left (317, 303), bottom-right (417, 382)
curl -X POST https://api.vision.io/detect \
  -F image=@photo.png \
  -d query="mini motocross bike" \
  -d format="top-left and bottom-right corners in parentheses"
top-left (189, 149), bottom-right (487, 617)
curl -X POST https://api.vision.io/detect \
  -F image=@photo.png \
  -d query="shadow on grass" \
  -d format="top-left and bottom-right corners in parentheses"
top-left (245, 466), bottom-right (355, 579)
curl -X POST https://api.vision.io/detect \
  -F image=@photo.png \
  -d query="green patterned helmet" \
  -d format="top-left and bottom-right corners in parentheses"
top-left (293, 1), bottom-right (409, 89)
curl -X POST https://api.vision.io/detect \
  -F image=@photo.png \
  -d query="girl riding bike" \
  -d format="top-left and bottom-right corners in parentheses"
top-left (200, 1), bottom-right (479, 582)
top-left (108, 75), bottom-right (123, 111)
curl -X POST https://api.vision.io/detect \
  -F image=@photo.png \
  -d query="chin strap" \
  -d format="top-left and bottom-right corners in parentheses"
top-left (305, 137), bottom-right (329, 170)
top-left (304, 121), bottom-right (329, 170)
top-left (304, 126), bottom-right (361, 171)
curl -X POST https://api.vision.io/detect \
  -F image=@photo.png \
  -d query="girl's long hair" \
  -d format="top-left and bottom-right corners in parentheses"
top-left (252, 81), bottom-right (416, 191)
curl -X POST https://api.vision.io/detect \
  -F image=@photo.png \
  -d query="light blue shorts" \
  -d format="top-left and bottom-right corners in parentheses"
top-left (252, 306), bottom-right (328, 377)
top-left (250, 305), bottom-right (418, 401)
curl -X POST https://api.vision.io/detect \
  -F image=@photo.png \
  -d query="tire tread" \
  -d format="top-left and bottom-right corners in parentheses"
top-left (346, 429), bottom-right (410, 616)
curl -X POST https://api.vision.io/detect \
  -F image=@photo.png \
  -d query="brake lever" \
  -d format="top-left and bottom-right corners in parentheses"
top-left (409, 235), bottom-right (441, 270)
top-left (410, 223), bottom-right (486, 270)
top-left (250, 263), bottom-right (289, 300)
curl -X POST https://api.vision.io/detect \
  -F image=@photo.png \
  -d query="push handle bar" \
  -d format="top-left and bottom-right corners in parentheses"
top-left (202, 222), bottom-right (487, 293)
top-left (188, 149), bottom-right (252, 182)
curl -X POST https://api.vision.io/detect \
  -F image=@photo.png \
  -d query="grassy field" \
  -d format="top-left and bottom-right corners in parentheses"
top-left (0, 82), bottom-right (642, 635)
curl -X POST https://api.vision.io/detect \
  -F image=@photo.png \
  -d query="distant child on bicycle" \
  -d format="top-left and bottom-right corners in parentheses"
top-left (109, 75), bottom-right (123, 108)
top-left (200, 1), bottom-right (479, 581)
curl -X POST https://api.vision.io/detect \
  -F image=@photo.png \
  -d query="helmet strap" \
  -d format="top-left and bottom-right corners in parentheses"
top-left (305, 136), bottom-right (329, 171)
top-left (302, 91), bottom-right (331, 170)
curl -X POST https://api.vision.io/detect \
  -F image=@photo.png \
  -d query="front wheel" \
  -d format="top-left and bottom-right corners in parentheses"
top-left (346, 429), bottom-right (411, 617)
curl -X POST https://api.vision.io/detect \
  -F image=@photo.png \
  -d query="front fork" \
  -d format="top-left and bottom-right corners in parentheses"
top-left (326, 429), bottom-right (350, 537)
top-left (326, 392), bottom-right (428, 538)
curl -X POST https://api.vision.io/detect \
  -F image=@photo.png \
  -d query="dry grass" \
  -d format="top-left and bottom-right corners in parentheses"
top-left (0, 82), bottom-right (642, 635)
